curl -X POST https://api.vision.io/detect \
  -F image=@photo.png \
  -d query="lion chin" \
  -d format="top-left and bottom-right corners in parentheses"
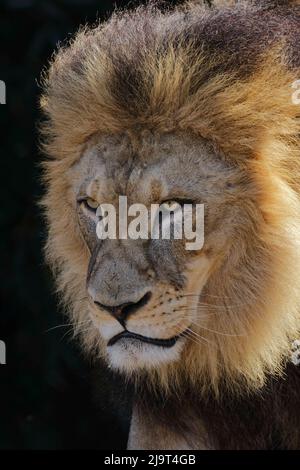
top-left (106, 336), bottom-right (186, 373)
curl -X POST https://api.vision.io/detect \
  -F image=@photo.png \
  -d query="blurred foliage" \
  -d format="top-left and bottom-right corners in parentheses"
top-left (0, 0), bottom-right (184, 450)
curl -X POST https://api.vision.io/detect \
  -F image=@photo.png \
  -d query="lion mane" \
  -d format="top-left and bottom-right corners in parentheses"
top-left (40, 0), bottom-right (300, 421)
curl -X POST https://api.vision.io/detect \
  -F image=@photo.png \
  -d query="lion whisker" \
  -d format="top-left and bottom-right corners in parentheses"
top-left (62, 325), bottom-right (93, 341)
top-left (190, 321), bottom-right (245, 337)
top-left (184, 327), bottom-right (215, 347)
top-left (44, 319), bottom-right (91, 334)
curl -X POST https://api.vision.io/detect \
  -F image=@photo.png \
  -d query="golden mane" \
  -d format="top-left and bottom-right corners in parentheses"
top-left (40, 0), bottom-right (300, 394)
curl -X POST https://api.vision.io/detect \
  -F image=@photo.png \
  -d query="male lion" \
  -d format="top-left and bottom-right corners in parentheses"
top-left (40, 0), bottom-right (300, 449)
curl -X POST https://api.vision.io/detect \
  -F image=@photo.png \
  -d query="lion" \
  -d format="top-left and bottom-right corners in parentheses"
top-left (40, 0), bottom-right (300, 449)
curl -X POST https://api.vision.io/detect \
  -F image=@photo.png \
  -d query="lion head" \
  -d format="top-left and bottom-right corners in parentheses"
top-left (40, 1), bottom-right (300, 394)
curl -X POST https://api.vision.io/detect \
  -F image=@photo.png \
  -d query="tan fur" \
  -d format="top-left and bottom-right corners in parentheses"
top-left (40, 1), bottom-right (300, 395)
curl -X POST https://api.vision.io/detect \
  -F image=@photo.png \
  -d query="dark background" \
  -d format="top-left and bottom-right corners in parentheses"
top-left (0, 0), bottom-right (181, 450)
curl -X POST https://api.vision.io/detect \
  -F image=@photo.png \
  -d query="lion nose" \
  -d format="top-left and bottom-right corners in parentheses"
top-left (94, 292), bottom-right (152, 326)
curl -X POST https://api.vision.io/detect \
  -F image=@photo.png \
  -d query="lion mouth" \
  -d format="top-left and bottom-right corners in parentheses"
top-left (107, 330), bottom-right (182, 348)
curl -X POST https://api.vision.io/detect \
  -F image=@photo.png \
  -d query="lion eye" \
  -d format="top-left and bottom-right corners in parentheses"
top-left (161, 200), bottom-right (182, 211)
top-left (83, 198), bottom-right (99, 212)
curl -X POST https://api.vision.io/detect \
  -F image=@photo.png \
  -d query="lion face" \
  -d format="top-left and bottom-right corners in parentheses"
top-left (67, 131), bottom-right (250, 374)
